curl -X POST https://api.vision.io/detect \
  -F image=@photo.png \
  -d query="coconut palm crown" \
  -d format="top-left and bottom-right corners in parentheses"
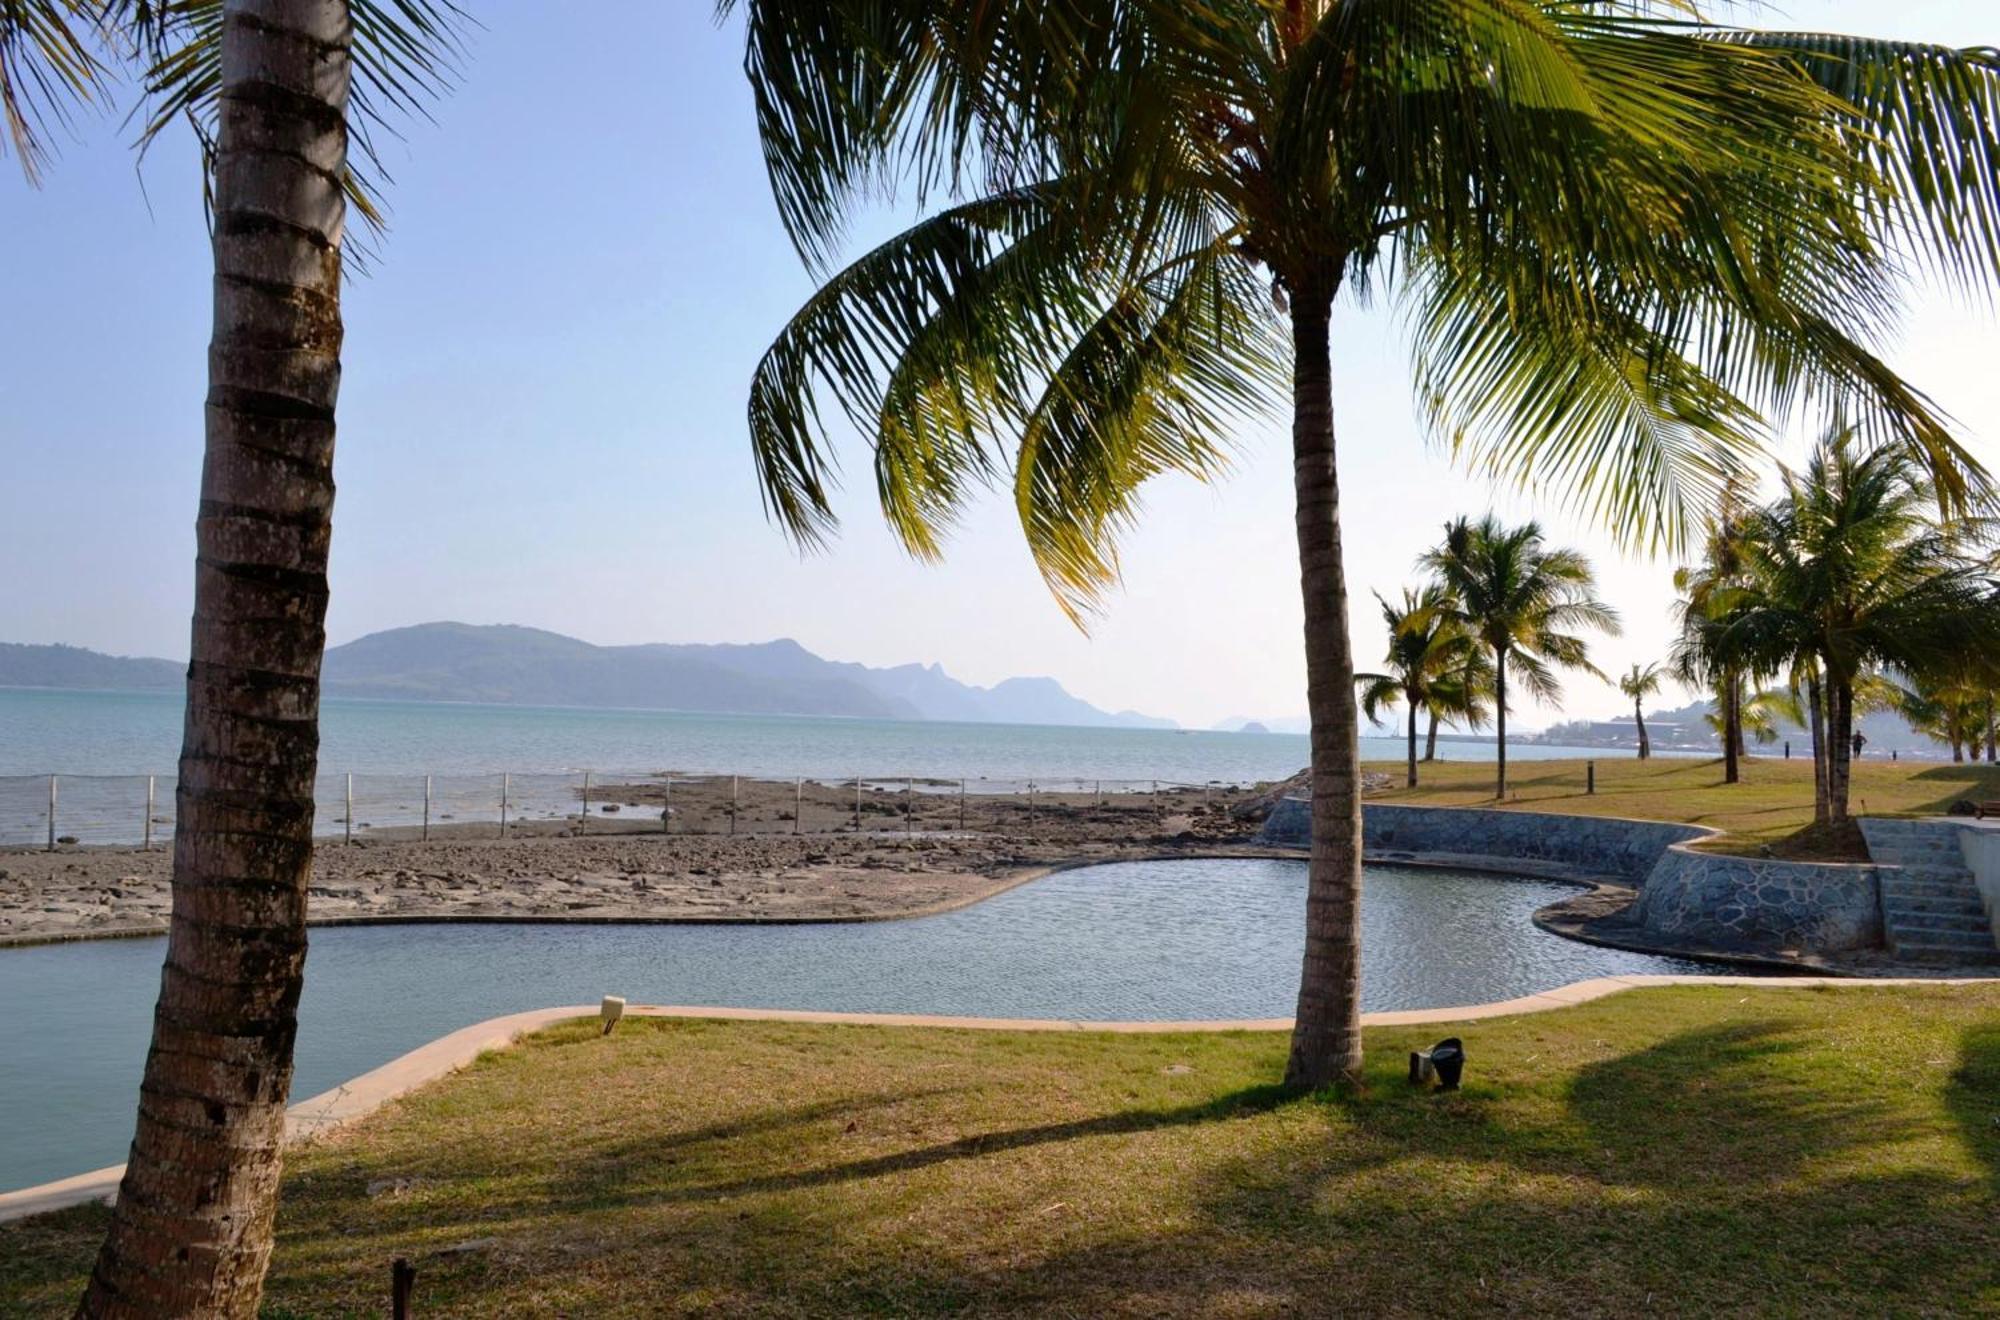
top-left (1618, 662), bottom-right (1666, 759)
top-left (736, 0), bottom-right (2000, 1088)
top-left (1356, 584), bottom-right (1490, 787)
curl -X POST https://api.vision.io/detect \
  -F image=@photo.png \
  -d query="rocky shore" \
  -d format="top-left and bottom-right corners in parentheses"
top-left (0, 791), bottom-right (1273, 946)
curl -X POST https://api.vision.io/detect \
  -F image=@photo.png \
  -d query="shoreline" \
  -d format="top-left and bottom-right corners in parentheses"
top-left (6, 972), bottom-right (1992, 1222)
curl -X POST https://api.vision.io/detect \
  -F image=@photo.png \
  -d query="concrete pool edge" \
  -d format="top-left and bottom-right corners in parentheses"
top-left (6, 973), bottom-right (1993, 1224)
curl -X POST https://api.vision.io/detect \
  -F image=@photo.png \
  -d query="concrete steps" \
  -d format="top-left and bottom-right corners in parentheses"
top-left (1859, 820), bottom-right (2000, 964)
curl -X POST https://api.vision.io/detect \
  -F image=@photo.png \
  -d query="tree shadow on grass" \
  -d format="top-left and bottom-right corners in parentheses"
top-left (536, 1081), bottom-right (1301, 1211)
top-left (1948, 1021), bottom-right (2000, 1196)
top-left (1562, 1019), bottom-right (1911, 1185)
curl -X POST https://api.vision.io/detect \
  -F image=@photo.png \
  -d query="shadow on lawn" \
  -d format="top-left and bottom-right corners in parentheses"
top-left (1949, 1021), bottom-right (2000, 1195)
top-left (542, 1080), bottom-right (1302, 1209)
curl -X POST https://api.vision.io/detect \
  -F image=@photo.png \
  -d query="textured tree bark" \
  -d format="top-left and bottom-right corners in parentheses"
top-left (1827, 679), bottom-right (1854, 824)
top-left (80, 3), bottom-right (349, 1315)
top-left (1634, 697), bottom-right (1650, 760)
top-left (1493, 650), bottom-right (1509, 800)
top-left (1424, 709), bottom-right (1439, 761)
top-left (1722, 677), bottom-right (1740, 785)
top-left (1283, 286), bottom-right (1364, 1091)
top-left (1405, 698), bottom-right (1418, 787)
top-left (1807, 674), bottom-right (1829, 826)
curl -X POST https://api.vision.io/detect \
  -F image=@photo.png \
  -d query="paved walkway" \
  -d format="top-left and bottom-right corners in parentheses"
top-left (4, 974), bottom-right (1992, 1223)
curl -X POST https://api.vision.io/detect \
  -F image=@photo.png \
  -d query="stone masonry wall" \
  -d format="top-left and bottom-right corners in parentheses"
top-left (1260, 797), bottom-right (1886, 955)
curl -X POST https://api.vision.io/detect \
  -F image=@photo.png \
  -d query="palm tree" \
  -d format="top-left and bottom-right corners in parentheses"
top-left (6, 3), bottom-right (457, 1314)
top-left (1724, 433), bottom-right (2000, 824)
top-left (1671, 493), bottom-right (1763, 784)
top-left (737, 1), bottom-right (2000, 1088)
top-left (1617, 663), bottom-right (1665, 759)
top-left (1423, 517), bottom-right (1618, 799)
top-left (1356, 585), bottom-right (1484, 787)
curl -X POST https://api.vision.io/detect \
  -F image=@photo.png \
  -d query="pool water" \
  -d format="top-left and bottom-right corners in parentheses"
top-left (0, 858), bottom-right (1721, 1191)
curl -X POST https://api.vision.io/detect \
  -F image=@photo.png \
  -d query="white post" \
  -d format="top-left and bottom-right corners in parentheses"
top-left (143, 775), bottom-right (155, 851)
top-left (423, 774), bottom-right (432, 842)
top-left (47, 775), bottom-right (57, 851)
top-left (500, 772), bottom-right (510, 838)
top-left (795, 776), bottom-right (803, 834)
top-left (344, 772), bottom-right (353, 845)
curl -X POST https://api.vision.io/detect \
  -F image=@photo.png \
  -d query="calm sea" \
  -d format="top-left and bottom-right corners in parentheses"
top-left (0, 686), bottom-right (1627, 780)
top-left (0, 687), bottom-right (1647, 846)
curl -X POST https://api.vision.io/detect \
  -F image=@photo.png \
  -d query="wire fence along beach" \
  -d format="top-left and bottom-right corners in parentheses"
top-left (0, 772), bottom-right (1258, 850)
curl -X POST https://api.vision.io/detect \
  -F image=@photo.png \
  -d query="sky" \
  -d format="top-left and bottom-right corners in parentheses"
top-left (2, 1), bottom-right (1997, 731)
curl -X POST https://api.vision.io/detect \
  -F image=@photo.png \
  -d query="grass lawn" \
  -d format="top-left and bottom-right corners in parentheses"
top-left (1364, 754), bottom-right (2000, 853)
top-left (6, 985), bottom-right (1997, 1316)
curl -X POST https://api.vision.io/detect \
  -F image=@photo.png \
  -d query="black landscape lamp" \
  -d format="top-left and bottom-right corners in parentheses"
top-left (1409, 1037), bottom-right (1466, 1091)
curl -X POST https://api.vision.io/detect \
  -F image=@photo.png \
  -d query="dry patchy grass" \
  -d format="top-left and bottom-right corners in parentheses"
top-left (5, 985), bottom-right (1998, 1316)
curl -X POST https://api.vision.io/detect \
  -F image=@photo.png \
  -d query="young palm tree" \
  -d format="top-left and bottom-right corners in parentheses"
top-left (1422, 517), bottom-right (1618, 798)
top-left (1356, 584), bottom-right (1485, 787)
top-left (1617, 662), bottom-right (1665, 759)
top-left (7, 3), bottom-right (458, 1314)
top-left (1725, 433), bottom-right (2000, 824)
top-left (737, 1), bottom-right (2000, 1087)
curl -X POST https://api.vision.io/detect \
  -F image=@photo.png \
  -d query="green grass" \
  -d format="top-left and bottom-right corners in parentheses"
top-left (6, 985), bottom-right (1998, 1316)
top-left (1365, 754), bottom-right (2000, 852)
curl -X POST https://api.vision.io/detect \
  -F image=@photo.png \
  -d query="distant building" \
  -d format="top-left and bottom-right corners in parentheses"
top-left (1585, 719), bottom-right (1687, 745)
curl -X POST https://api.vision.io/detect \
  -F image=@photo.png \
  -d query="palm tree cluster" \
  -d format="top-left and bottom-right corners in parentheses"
top-left (1360, 516), bottom-right (1616, 795)
top-left (1673, 431), bottom-right (2000, 828)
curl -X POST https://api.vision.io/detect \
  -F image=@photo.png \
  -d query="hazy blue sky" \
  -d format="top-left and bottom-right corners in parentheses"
top-left (2, 1), bottom-right (1995, 729)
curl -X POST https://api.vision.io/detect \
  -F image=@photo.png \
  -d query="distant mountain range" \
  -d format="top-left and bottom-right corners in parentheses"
top-left (0, 625), bottom-right (1176, 730)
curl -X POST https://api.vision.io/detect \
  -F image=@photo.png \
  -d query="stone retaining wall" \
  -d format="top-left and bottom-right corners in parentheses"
top-left (1629, 847), bottom-right (1885, 954)
top-left (1259, 798), bottom-right (1708, 882)
top-left (1261, 797), bottom-right (1886, 956)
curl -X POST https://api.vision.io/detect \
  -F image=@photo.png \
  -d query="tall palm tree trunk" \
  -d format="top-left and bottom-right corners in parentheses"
top-left (1827, 679), bottom-right (1854, 824)
top-left (82, 4), bottom-right (348, 1314)
top-left (1405, 698), bottom-right (1418, 788)
top-left (1493, 650), bottom-right (1509, 799)
top-left (1721, 677), bottom-right (1740, 784)
top-left (1424, 710), bottom-right (1440, 761)
top-left (1283, 286), bottom-right (1364, 1091)
top-left (1987, 694), bottom-right (1996, 764)
top-left (1807, 674), bottom-right (1829, 826)
top-left (1634, 698), bottom-right (1650, 759)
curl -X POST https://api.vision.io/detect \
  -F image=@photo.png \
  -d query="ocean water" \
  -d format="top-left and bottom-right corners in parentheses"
top-left (0, 686), bottom-right (1633, 780)
top-left (0, 687), bottom-right (1657, 846)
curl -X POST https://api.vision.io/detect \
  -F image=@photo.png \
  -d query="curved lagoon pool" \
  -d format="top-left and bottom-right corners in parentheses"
top-left (0, 858), bottom-right (1723, 1190)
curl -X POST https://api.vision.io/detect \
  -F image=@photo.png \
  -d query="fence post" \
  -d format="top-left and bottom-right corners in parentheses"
top-left (906, 777), bottom-right (914, 833)
top-left (795, 777), bottom-right (803, 834)
top-left (1027, 780), bottom-right (1035, 827)
top-left (423, 774), bottom-right (432, 842)
top-left (580, 770), bottom-right (590, 833)
top-left (500, 772), bottom-right (510, 838)
top-left (1586, 761), bottom-right (1596, 796)
top-left (663, 775), bottom-right (672, 833)
top-left (730, 775), bottom-right (739, 836)
top-left (143, 775), bottom-right (155, 851)
top-left (854, 777), bottom-right (862, 832)
top-left (345, 772), bottom-right (353, 845)
top-left (47, 775), bottom-right (56, 851)
top-left (959, 778), bottom-right (966, 832)
top-left (1095, 778), bottom-right (1102, 804)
